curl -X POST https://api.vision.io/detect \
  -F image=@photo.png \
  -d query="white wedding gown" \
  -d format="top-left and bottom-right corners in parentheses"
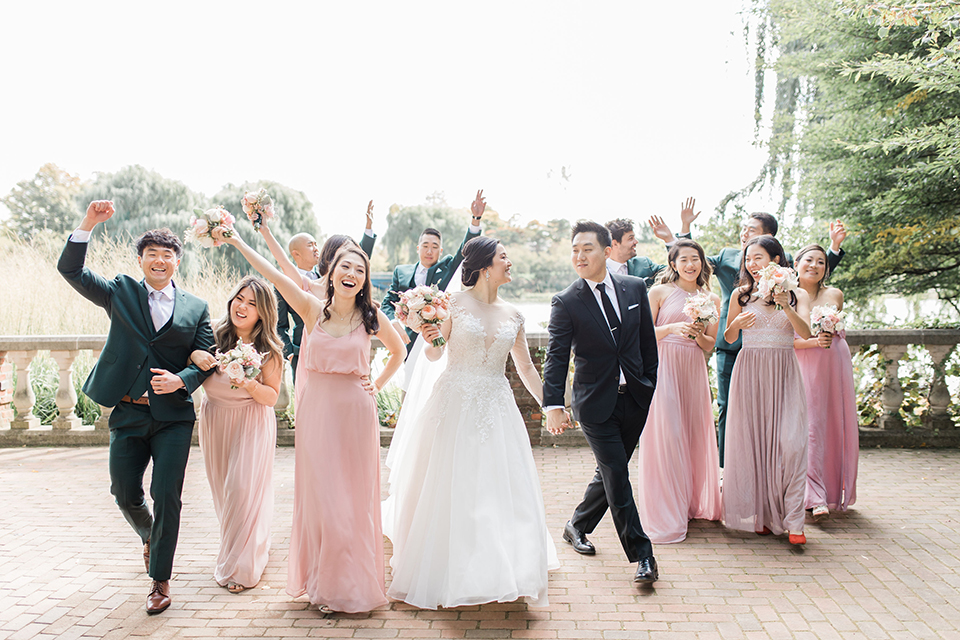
top-left (383, 293), bottom-right (559, 609)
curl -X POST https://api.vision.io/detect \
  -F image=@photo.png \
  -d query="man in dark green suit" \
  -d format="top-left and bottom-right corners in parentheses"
top-left (656, 209), bottom-right (848, 466)
top-left (380, 191), bottom-right (485, 353)
top-left (277, 201), bottom-right (377, 385)
top-left (58, 200), bottom-right (215, 614)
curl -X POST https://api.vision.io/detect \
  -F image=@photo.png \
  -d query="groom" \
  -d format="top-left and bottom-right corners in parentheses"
top-left (542, 221), bottom-right (660, 583)
top-left (58, 200), bottom-right (215, 614)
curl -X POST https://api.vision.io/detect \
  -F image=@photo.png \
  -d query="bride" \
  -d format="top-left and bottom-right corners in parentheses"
top-left (383, 235), bottom-right (561, 609)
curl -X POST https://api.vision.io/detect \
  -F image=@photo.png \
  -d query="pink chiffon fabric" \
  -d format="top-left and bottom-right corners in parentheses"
top-left (636, 286), bottom-right (721, 543)
top-left (199, 368), bottom-right (276, 588)
top-left (795, 331), bottom-right (859, 511)
top-left (722, 300), bottom-right (808, 535)
top-left (287, 322), bottom-right (388, 613)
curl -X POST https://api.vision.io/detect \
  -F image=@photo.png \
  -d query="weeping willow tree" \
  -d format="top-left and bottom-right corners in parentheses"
top-left (725, 0), bottom-right (960, 312)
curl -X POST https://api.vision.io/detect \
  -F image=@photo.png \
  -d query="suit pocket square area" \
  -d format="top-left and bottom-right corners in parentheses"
top-left (628, 303), bottom-right (639, 310)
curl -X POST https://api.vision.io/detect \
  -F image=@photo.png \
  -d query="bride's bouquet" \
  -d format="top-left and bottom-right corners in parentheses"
top-left (810, 304), bottom-right (846, 349)
top-left (682, 291), bottom-right (718, 339)
top-left (756, 264), bottom-right (799, 310)
top-left (215, 339), bottom-right (266, 389)
top-left (241, 188), bottom-right (275, 231)
top-left (394, 285), bottom-right (452, 347)
top-left (185, 206), bottom-right (235, 248)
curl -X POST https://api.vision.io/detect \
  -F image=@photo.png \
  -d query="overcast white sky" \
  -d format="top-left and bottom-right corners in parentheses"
top-left (1, 0), bottom-right (773, 237)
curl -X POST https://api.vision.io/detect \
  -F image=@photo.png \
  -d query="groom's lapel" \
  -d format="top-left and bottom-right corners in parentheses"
top-left (576, 280), bottom-right (616, 348)
top-left (612, 274), bottom-right (632, 332)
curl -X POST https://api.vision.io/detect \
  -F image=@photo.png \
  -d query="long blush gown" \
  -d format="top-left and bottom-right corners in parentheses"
top-left (795, 331), bottom-right (859, 511)
top-left (636, 286), bottom-right (721, 543)
top-left (287, 323), bottom-right (388, 613)
top-left (722, 299), bottom-right (808, 535)
top-left (383, 297), bottom-right (559, 609)
top-left (199, 368), bottom-right (276, 588)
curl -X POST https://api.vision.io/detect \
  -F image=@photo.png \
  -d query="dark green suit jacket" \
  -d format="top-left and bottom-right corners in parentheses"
top-left (277, 231), bottom-right (375, 359)
top-left (58, 239), bottom-right (215, 423)
top-left (708, 247), bottom-right (844, 353)
top-left (624, 256), bottom-right (666, 288)
top-left (380, 227), bottom-right (480, 343)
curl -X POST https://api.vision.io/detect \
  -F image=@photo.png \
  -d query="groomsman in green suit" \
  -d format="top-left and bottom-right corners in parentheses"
top-left (381, 190), bottom-right (485, 353)
top-left (655, 206), bottom-right (848, 466)
top-left (277, 200), bottom-right (377, 385)
top-left (58, 200), bottom-right (215, 614)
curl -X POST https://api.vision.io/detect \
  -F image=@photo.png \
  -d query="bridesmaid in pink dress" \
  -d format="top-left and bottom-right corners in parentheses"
top-left (721, 236), bottom-right (812, 545)
top-left (793, 244), bottom-right (858, 517)
top-left (215, 225), bottom-right (405, 613)
top-left (193, 276), bottom-right (283, 593)
top-left (636, 240), bottom-right (722, 543)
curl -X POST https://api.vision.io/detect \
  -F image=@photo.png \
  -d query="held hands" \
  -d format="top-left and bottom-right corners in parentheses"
top-left (817, 331), bottom-right (834, 349)
top-left (150, 369), bottom-right (185, 395)
top-left (471, 189), bottom-right (486, 222)
top-left (545, 407), bottom-right (573, 435)
top-left (189, 350), bottom-right (217, 371)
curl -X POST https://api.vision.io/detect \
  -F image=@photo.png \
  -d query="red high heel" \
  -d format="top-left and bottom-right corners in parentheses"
top-left (788, 532), bottom-right (806, 545)
top-left (756, 527), bottom-right (772, 536)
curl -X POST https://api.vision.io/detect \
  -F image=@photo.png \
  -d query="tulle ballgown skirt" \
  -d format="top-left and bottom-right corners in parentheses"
top-left (383, 371), bottom-right (559, 609)
top-left (636, 339), bottom-right (721, 543)
top-left (722, 346), bottom-right (808, 535)
top-left (199, 377), bottom-right (276, 589)
top-left (287, 368), bottom-right (388, 613)
top-left (796, 336), bottom-right (858, 511)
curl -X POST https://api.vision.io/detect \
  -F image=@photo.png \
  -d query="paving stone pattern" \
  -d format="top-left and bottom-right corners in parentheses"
top-left (1, 446), bottom-right (959, 639)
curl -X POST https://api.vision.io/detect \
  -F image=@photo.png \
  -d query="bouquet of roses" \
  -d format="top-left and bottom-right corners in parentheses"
top-left (185, 206), bottom-right (235, 248)
top-left (682, 291), bottom-right (719, 340)
top-left (241, 188), bottom-right (275, 231)
top-left (756, 263), bottom-right (799, 310)
top-left (215, 339), bottom-right (265, 389)
top-left (394, 285), bottom-right (452, 347)
top-left (810, 304), bottom-right (846, 349)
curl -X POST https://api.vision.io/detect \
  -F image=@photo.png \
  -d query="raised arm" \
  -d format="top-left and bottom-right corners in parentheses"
top-left (259, 222), bottom-right (302, 285)
top-left (57, 200), bottom-right (120, 310)
top-left (213, 227), bottom-right (322, 330)
top-left (360, 200), bottom-right (377, 257)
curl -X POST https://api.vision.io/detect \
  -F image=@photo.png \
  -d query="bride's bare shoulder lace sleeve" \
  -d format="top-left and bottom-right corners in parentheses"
top-left (509, 310), bottom-right (543, 406)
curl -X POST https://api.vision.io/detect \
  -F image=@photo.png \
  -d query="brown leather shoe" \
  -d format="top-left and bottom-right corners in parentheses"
top-left (146, 580), bottom-right (171, 614)
top-left (143, 541), bottom-right (150, 573)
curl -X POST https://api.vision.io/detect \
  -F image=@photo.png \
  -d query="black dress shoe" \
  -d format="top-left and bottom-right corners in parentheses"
top-left (562, 521), bottom-right (596, 555)
top-left (634, 557), bottom-right (658, 583)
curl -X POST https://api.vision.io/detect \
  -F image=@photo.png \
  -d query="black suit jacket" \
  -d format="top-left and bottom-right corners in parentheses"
top-left (57, 239), bottom-right (215, 423)
top-left (542, 274), bottom-right (658, 425)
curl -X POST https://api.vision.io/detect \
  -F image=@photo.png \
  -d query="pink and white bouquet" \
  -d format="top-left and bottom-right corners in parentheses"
top-left (185, 206), bottom-right (235, 248)
top-left (682, 291), bottom-right (719, 339)
top-left (215, 339), bottom-right (265, 389)
top-left (810, 304), bottom-right (846, 349)
top-left (241, 189), bottom-right (275, 231)
top-left (756, 264), bottom-right (799, 310)
top-left (394, 285), bottom-right (452, 347)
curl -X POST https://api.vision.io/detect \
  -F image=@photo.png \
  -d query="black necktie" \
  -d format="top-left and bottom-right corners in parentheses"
top-left (596, 282), bottom-right (621, 342)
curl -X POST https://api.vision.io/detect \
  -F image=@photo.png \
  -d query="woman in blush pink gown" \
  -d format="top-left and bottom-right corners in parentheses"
top-left (215, 224), bottom-right (406, 613)
top-left (793, 244), bottom-right (858, 517)
top-left (193, 276), bottom-right (284, 593)
top-left (636, 240), bottom-right (721, 543)
top-left (721, 236), bottom-right (812, 546)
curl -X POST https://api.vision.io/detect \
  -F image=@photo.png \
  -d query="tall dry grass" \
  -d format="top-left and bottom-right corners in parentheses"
top-left (0, 229), bottom-right (240, 336)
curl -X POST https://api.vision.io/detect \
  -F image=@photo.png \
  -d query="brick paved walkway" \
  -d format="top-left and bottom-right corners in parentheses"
top-left (1, 446), bottom-right (959, 639)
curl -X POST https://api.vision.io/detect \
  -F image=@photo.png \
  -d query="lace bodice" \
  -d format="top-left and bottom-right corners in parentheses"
top-left (446, 302), bottom-right (524, 378)
top-left (741, 299), bottom-right (795, 350)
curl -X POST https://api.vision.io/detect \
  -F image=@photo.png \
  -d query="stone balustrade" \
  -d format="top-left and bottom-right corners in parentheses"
top-left (1, 329), bottom-right (957, 448)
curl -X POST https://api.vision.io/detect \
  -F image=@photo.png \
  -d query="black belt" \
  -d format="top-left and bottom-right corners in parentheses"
top-left (617, 384), bottom-right (628, 394)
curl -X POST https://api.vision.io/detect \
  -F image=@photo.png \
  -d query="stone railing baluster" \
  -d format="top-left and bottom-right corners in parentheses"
top-left (926, 344), bottom-right (956, 431)
top-left (878, 345), bottom-right (908, 431)
top-left (10, 350), bottom-right (40, 430)
top-left (49, 350), bottom-right (82, 431)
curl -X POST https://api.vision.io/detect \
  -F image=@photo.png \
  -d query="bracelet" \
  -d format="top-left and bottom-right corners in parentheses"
top-left (472, 215), bottom-right (482, 221)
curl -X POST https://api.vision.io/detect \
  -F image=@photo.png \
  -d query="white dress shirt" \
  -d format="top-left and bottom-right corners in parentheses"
top-left (414, 263), bottom-right (428, 287)
top-left (606, 257), bottom-right (629, 276)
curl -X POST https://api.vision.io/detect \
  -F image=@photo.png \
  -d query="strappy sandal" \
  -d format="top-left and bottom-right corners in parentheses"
top-left (227, 582), bottom-right (246, 594)
top-left (318, 604), bottom-right (335, 615)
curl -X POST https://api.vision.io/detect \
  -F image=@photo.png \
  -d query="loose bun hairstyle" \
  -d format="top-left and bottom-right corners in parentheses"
top-left (461, 236), bottom-right (500, 287)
